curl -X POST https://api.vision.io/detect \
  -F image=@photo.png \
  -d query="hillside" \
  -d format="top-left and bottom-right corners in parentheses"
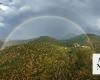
top-left (0, 41), bottom-right (3, 48)
top-left (64, 34), bottom-right (92, 46)
top-left (0, 37), bottom-right (69, 79)
top-left (0, 35), bottom-right (100, 79)
top-left (87, 34), bottom-right (100, 52)
top-left (0, 36), bottom-right (96, 80)
top-left (64, 34), bottom-right (100, 52)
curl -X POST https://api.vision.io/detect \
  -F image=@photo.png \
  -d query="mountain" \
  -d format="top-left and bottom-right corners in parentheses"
top-left (63, 34), bottom-right (100, 52)
top-left (3, 34), bottom-right (100, 52)
top-left (62, 33), bottom-right (81, 40)
top-left (0, 35), bottom-right (99, 79)
top-left (63, 34), bottom-right (88, 46)
top-left (3, 36), bottom-right (63, 49)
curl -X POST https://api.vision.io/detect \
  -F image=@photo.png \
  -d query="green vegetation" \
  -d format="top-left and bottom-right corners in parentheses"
top-left (0, 41), bottom-right (2, 48)
top-left (0, 34), bottom-right (100, 80)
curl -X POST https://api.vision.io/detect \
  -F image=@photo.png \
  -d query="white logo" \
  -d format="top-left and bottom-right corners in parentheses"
top-left (92, 54), bottom-right (100, 75)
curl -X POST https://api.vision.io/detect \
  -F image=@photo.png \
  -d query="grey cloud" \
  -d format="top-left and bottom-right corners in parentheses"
top-left (0, 0), bottom-right (100, 39)
top-left (89, 0), bottom-right (100, 16)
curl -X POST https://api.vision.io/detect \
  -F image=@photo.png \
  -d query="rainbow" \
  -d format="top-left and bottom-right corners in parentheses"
top-left (1, 16), bottom-right (94, 50)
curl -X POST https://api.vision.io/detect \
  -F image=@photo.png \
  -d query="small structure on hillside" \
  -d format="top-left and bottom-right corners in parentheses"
top-left (73, 43), bottom-right (80, 48)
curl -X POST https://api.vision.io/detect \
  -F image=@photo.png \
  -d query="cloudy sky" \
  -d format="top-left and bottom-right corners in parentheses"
top-left (0, 0), bottom-right (100, 40)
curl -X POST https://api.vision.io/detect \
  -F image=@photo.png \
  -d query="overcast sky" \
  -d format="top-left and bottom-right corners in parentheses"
top-left (0, 0), bottom-right (100, 40)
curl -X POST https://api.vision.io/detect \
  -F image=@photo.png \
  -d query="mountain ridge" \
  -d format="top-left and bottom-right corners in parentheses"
top-left (2, 33), bottom-right (100, 50)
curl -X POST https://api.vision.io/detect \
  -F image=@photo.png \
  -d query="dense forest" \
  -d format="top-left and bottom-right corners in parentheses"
top-left (0, 34), bottom-right (100, 80)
